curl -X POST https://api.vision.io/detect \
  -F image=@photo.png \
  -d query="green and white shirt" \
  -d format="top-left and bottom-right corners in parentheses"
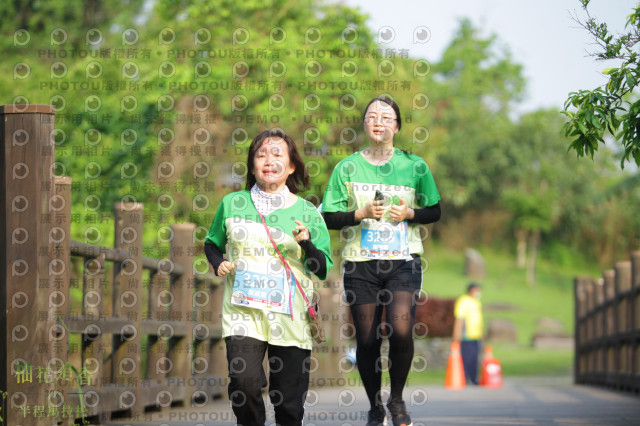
top-left (205, 190), bottom-right (333, 350)
top-left (322, 148), bottom-right (440, 262)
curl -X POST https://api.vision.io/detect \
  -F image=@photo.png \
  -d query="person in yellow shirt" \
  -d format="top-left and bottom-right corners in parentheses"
top-left (453, 283), bottom-right (483, 385)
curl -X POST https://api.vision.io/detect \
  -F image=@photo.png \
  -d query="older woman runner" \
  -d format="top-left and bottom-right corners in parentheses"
top-left (205, 129), bottom-right (333, 426)
top-left (322, 97), bottom-right (441, 426)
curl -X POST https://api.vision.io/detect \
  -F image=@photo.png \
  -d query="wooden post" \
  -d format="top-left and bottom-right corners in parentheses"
top-left (330, 281), bottom-right (347, 386)
top-left (603, 269), bottom-right (616, 337)
top-left (595, 278), bottom-right (604, 339)
top-left (52, 176), bottom-right (73, 425)
top-left (208, 279), bottom-right (226, 398)
top-left (82, 251), bottom-right (105, 422)
top-left (615, 261), bottom-right (631, 334)
top-left (0, 104), bottom-right (56, 425)
top-left (112, 202), bottom-right (144, 419)
top-left (148, 269), bottom-right (170, 383)
top-left (191, 275), bottom-right (208, 401)
top-left (574, 276), bottom-right (588, 384)
top-left (190, 268), bottom-right (217, 400)
top-left (603, 267), bottom-right (616, 389)
top-left (169, 223), bottom-right (195, 405)
top-left (585, 279), bottom-right (594, 342)
top-left (631, 251), bottom-right (640, 391)
top-left (631, 251), bottom-right (640, 289)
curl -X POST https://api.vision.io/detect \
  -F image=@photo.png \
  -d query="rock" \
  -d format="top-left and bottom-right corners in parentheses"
top-left (484, 302), bottom-right (519, 312)
top-left (531, 334), bottom-right (574, 349)
top-left (531, 318), bottom-right (572, 349)
top-left (535, 317), bottom-right (565, 334)
top-left (486, 318), bottom-right (517, 342)
top-left (464, 248), bottom-right (486, 278)
top-left (414, 337), bottom-right (451, 370)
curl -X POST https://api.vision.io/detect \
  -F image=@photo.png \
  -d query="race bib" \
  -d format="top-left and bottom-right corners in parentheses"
top-left (231, 260), bottom-right (293, 315)
top-left (360, 220), bottom-right (410, 259)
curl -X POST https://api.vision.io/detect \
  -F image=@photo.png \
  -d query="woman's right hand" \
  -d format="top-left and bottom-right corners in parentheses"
top-left (217, 260), bottom-right (236, 276)
top-left (355, 200), bottom-right (385, 221)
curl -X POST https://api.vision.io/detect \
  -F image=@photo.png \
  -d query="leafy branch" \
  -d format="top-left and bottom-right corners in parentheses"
top-left (563, 0), bottom-right (640, 168)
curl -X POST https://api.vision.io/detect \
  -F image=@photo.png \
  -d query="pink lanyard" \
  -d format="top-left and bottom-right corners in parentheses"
top-left (257, 211), bottom-right (317, 322)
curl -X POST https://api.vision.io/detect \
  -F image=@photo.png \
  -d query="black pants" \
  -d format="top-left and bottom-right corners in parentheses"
top-left (225, 336), bottom-right (311, 426)
top-left (460, 340), bottom-right (480, 385)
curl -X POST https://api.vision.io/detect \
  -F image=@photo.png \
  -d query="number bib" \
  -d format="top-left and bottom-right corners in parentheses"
top-left (231, 261), bottom-right (293, 315)
top-left (360, 220), bottom-right (410, 260)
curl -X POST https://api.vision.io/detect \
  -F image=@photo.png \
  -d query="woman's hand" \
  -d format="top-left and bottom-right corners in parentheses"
top-left (217, 261), bottom-right (236, 277)
top-left (389, 199), bottom-right (414, 222)
top-left (355, 200), bottom-right (385, 221)
top-left (292, 220), bottom-right (310, 242)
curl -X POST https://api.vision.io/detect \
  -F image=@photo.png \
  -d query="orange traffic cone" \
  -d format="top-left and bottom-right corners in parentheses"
top-left (444, 341), bottom-right (466, 389)
top-left (480, 345), bottom-right (503, 388)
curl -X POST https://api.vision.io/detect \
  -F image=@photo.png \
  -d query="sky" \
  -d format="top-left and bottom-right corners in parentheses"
top-left (339, 0), bottom-right (638, 114)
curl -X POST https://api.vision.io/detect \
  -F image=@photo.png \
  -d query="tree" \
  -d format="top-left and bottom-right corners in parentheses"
top-left (563, 0), bottom-right (640, 168)
top-left (433, 19), bottom-right (525, 210)
top-left (501, 110), bottom-right (566, 285)
top-left (1, 0), bottom-right (433, 251)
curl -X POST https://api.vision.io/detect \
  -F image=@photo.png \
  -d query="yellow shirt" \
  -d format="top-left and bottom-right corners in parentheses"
top-left (454, 294), bottom-right (483, 340)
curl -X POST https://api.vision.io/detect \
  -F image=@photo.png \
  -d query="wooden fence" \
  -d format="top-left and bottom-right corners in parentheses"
top-left (0, 105), bottom-right (345, 425)
top-left (574, 251), bottom-right (640, 393)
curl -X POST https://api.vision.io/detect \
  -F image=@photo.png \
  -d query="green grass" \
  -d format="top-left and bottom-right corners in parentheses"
top-left (422, 242), bottom-right (600, 345)
top-left (492, 343), bottom-right (573, 376)
top-left (347, 342), bottom-right (574, 386)
top-left (401, 344), bottom-right (574, 385)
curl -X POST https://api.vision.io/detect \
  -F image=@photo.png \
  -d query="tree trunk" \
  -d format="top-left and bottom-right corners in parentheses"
top-left (526, 229), bottom-right (540, 286)
top-left (516, 228), bottom-right (527, 268)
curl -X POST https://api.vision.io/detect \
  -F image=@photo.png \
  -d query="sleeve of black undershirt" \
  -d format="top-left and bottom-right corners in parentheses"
top-left (297, 239), bottom-right (327, 277)
top-left (322, 211), bottom-right (357, 230)
top-left (204, 242), bottom-right (225, 276)
top-left (407, 202), bottom-right (441, 224)
top-left (324, 202), bottom-right (441, 228)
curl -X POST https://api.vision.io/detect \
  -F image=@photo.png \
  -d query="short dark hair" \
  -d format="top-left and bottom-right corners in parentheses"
top-left (363, 96), bottom-right (402, 132)
top-left (245, 129), bottom-right (309, 194)
top-left (467, 283), bottom-right (481, 293)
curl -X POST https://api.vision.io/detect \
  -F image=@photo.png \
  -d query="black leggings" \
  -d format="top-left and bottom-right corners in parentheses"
top-left (350, 290), bottom-right (418, 408)
top-left (225, 336), bottom-right (311, 426)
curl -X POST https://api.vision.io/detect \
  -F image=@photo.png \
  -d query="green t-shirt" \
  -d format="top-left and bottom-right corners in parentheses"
top-left (205, 190), bottom-right (333, 350)
top-left (322, 148), bottom-right (440, 262)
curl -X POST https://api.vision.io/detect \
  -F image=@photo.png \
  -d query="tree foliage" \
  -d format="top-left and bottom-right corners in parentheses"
top-left (563, 0), bottom-right (640, 168)
top-left (1, 1), bottom-right (637, 264)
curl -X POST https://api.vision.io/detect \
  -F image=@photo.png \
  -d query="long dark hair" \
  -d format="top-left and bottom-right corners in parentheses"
top-left (245, 129), bottom-right (309, 193)
top-left (363, 96), bottom-right (402, 132)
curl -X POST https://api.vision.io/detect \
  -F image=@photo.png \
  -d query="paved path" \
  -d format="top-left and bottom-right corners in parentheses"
top-left (107, 377), bottom-right (640, 426)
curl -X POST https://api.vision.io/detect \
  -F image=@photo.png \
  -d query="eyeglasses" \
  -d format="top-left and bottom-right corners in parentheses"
top-left (364, 115), bottom-right (397, 125)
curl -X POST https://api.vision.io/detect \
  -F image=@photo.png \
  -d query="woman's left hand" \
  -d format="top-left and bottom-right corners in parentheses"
top-left (389, 199), bottom-right (414, 222)
top-left (292, 220), bottom-right (310, 242)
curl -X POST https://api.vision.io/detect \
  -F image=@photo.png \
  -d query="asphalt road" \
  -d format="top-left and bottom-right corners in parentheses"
top-left (106, 376), bottom-right (640, 426)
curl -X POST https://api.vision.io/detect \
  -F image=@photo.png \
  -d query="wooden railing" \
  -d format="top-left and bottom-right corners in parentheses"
top-left (574, 251), bottom-right (640, 393)
top-left (0, 105), bottom-right (345, 425)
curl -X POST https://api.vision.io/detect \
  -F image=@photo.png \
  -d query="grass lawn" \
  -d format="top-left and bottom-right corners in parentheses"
top-left (403, 344), bottom-right (574, 386)
top-left (422, 242), bottom-right (601, 344)
top-left (354, 241), bottom-right (600, 386)
top-left (347, 342), bottom-right (575, 387)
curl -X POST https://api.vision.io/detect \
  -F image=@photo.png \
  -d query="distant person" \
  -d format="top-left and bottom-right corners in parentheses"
top-left (322, 96), bottom-right (441, 426)
top-left (453, 283), bottom-right (484, 385)
top-left (204, 129), bottom-right (333, 426)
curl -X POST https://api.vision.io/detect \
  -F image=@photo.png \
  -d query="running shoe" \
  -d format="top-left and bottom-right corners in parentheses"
top-left (387, 399), bottom-right (412, 426)
top-left (366, 404), bottom-right (387, 426)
